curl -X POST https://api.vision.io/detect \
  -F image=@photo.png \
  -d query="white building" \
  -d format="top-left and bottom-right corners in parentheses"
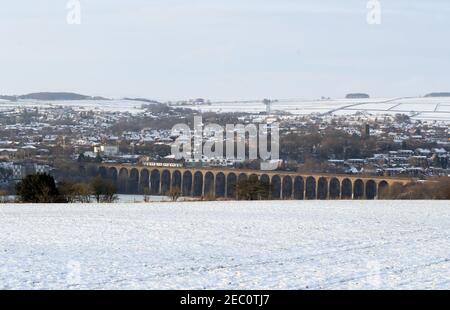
top-left (94, 145), bottom-right (119, 156)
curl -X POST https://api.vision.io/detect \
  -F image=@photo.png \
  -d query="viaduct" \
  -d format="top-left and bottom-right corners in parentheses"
top-left (88, 163), bottom-right (413, 200)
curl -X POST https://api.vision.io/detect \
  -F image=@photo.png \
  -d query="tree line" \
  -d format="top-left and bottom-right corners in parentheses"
top-left (14, 174), bottom-right (118, 203)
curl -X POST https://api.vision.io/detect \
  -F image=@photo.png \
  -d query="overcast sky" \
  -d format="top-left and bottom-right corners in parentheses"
top-left (1, 0), bottom-right (449, 100)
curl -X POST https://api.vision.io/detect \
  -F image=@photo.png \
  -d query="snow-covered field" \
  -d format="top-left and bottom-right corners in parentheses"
top-left (2, 96), bottom-right (450, 121)
top-left (0, 99), bottom-right (147, 114)
top-left (181, 97), bottom-right (450, 122)
top-left (0, 201), bottom-right (449, 290)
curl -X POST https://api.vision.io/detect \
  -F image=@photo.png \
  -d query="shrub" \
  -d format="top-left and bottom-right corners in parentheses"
top-left (168, 187), bottom-right (181, 202)
top-left (237, 178), bottom-right (270, 200)
top-left (90, 176), bottom-right (118, 203)
top-left (381, 177), bottom-right (450, 200)
top-left (16, 173), bottom-right (65, 203)
top-left (59, 181), bottom-right (92, 203)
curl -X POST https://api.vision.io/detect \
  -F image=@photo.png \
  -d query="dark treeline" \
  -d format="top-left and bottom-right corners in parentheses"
top-left (14, 173), bottom-right (118, 203)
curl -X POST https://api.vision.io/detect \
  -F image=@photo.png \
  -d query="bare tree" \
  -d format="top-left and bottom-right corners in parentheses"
top-left (90, 176), bottom-right (118, 203)
top-left (168, 187), bottom-right (181, 202)
top-left (143, 187), bottom-right (151, 202)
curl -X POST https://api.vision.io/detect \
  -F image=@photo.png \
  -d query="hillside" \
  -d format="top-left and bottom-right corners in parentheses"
top-left (0, 92), bottom-right (108, 101)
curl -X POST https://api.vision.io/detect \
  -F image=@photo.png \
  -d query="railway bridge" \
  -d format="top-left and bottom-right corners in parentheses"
top-left (90, 164), bottom-right (412, 200)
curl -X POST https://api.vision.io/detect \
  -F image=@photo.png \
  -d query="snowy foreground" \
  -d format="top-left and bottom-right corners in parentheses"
top-left (0, 201), bottom-right (449, 290)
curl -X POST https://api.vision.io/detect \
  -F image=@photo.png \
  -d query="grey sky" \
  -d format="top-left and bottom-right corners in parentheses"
top-left (1, 0), bottom-right (449, 100)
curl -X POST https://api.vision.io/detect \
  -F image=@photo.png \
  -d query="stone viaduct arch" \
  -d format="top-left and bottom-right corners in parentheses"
top-left (94, 164), bottom-right (412, 200)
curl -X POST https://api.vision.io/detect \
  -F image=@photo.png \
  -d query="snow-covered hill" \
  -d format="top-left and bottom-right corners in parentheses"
top-left (0, 201), bottom-right (449, 289)
top-left (2, 96), bottom-right (450, 121)
top-left (181, 97), bottom-right (450, 122)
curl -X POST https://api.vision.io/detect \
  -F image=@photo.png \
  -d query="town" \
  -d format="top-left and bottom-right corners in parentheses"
top-left (0, 97), bottom-right (449, 200)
